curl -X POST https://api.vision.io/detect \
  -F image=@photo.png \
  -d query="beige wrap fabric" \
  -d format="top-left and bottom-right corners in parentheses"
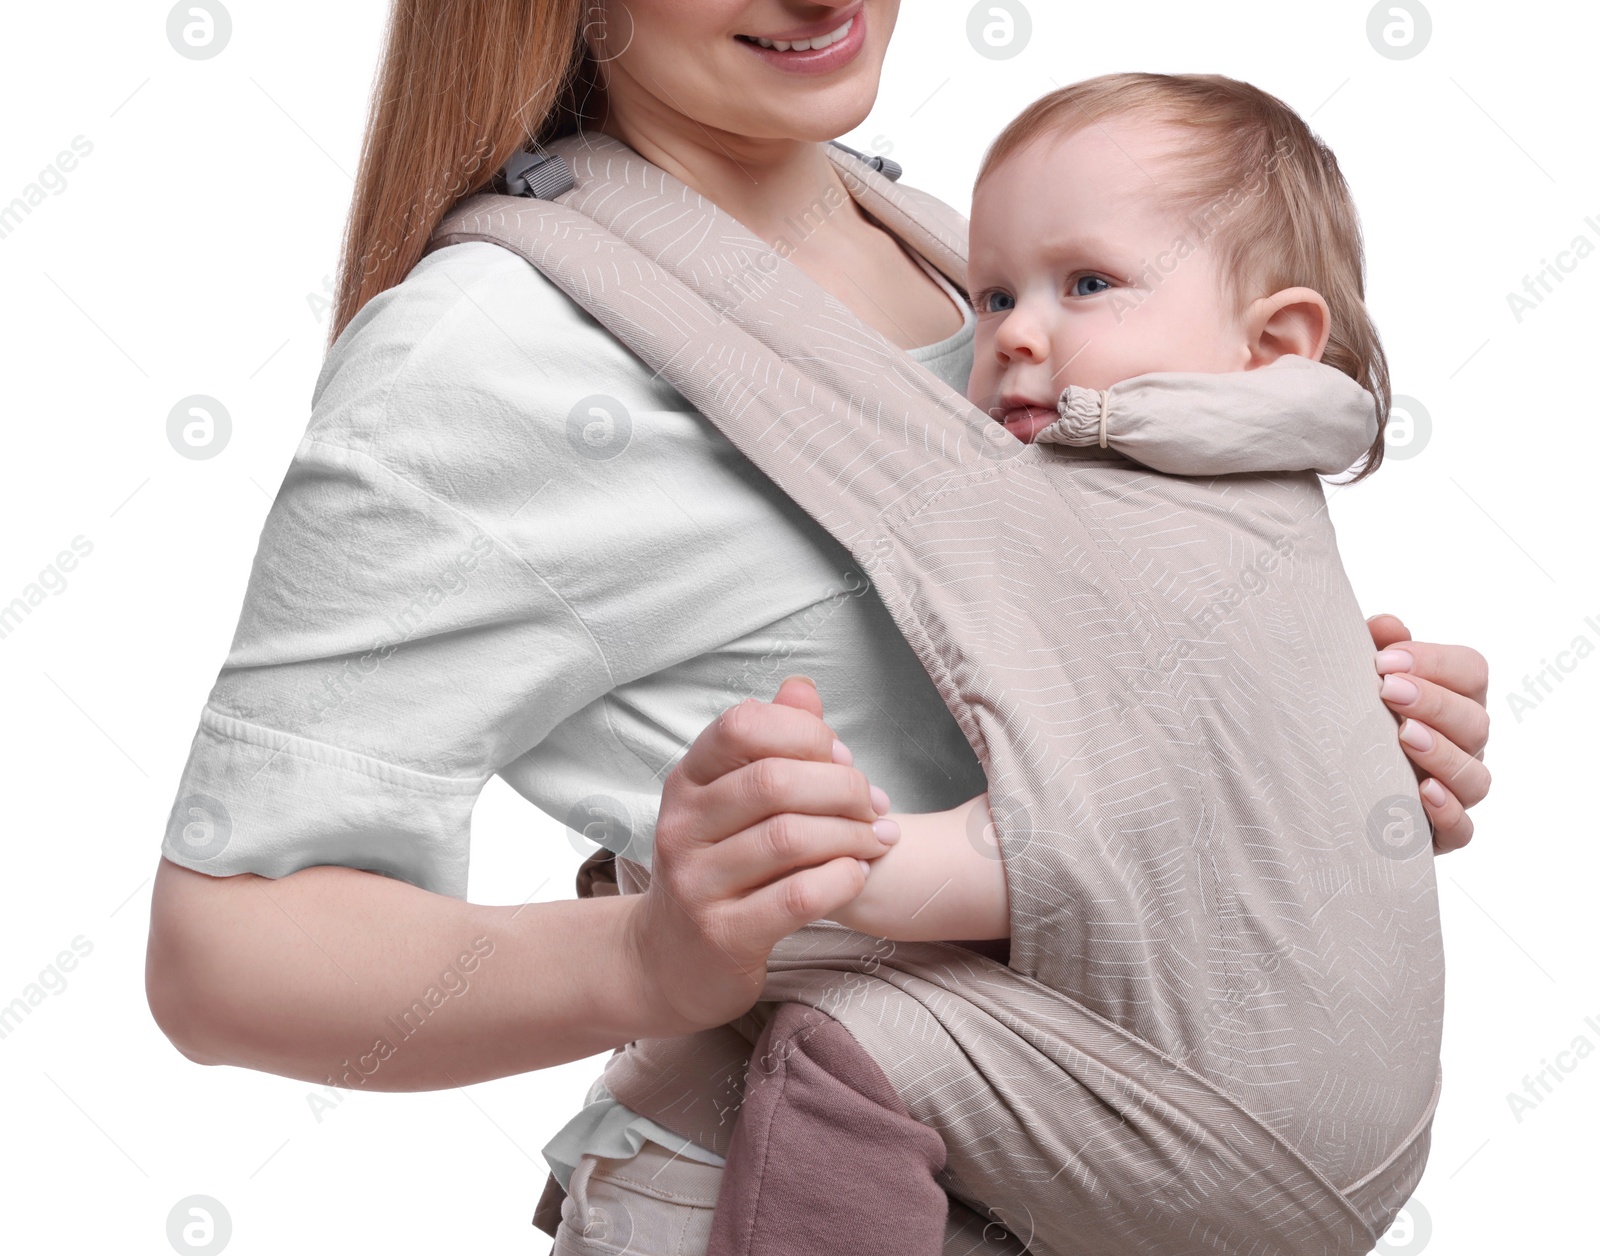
top-left (425, 132), bottom-right (1444, 1256)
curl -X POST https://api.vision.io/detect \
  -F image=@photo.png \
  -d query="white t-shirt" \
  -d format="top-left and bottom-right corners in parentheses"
top-left (543, 249), bottom-right (981, 1185)
top-left (159, 236), bottom-right (983, 1183)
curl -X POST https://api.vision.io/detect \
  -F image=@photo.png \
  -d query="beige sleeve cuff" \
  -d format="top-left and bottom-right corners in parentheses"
top-left (1035, 355), bottom-right (1379, 477)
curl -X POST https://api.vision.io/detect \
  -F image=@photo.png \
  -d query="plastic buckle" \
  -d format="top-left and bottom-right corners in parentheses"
top-left (828, 140), bottom-right (903, 182)
top-left (499, 149), bottom-right (577, 199)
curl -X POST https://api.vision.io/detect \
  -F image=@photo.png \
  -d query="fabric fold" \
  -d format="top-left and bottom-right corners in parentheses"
top-left (1038, 355), bottom-right (1379, 476)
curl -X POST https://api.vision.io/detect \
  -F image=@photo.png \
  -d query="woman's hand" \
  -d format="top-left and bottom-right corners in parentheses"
top-left (1367, 614), bottom-right (1490, 853)
top-left (623, 677), bottom-right (898, 1036)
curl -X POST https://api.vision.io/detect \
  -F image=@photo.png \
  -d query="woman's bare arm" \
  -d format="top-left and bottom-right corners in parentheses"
top-left (146, 680), bottom-right (898, 1090)
top-left (145, 856), bottom-right (678, 1090)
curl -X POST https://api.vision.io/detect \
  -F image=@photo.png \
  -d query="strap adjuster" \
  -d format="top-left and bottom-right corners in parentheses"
top-left (498, 149), bottom-right (576, 199)
top-left (828, 140), bottom-right (903, 182)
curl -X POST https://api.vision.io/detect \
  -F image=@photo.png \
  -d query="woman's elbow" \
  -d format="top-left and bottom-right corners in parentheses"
top-left (144, 856), bottom-right (249, 1066)
top-left (146, 956), bottom-right (224, 1066)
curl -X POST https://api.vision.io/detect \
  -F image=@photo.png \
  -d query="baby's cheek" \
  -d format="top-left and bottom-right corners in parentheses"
top-left (1067, 312), bottom-right (1223, 389)
top-left (1055, 341), bottom-right (1144, 393)
top-left (964, 356), bottom-right (997, 411)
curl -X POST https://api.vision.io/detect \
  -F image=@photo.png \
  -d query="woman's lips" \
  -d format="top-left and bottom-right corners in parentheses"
top-left (735, 10), bottom-right (867, 75)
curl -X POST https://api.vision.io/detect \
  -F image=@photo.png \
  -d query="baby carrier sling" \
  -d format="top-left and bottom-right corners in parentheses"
top-left (424, 132), bottom-right (1444, 1256)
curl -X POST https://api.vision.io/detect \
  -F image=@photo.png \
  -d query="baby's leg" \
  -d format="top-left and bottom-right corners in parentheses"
top-left (705, 999), bottom-right (949, 1255)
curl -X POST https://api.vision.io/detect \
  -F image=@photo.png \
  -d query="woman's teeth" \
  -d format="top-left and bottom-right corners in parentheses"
top-left (746, 16), bottom-right (853, 52)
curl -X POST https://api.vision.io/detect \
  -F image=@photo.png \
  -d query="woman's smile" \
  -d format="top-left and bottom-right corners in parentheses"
top-left (743, 16), bottom-right (853, 51)
top-left (735, 3), bottom-right (867, 73)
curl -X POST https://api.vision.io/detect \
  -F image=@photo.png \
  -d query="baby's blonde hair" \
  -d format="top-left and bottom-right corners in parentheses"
top-left (977, 73), bottom-right (1390, 481)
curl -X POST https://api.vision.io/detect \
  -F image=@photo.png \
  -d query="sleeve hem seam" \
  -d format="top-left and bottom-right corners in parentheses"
top-left (199, 705), bottom-right (488, 795)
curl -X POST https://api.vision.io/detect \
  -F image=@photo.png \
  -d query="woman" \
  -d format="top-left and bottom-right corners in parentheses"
top-left (145, 2), bottom-right (1491, 1251)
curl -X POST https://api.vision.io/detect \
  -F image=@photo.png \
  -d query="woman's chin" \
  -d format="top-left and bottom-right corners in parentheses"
top-left (720, 79), bottom-right (882, 145)
top-left (719, 23), bottom-right (887, 140)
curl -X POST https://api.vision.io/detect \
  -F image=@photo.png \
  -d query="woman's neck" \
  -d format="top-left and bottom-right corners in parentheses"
top-left (597, 104), bottom-right (852, 249)
top-left (592, 94), bottom-right (964, 351)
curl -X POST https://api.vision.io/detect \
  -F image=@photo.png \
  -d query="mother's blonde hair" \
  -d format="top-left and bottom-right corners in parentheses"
top-left (329, 1), bottom-right (603, 346)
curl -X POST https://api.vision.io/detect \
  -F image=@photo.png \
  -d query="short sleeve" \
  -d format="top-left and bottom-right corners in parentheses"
top-left (161, 240), bottom-right (759, 898)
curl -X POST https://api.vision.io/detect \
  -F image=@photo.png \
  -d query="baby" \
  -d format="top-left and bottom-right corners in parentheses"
top-left (834, 71), bottom-right (1390, 943)
top-left (690, 73), bottom-right (1433, 1255)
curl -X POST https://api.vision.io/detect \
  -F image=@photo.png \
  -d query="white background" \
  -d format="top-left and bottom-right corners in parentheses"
top-left (1, 1), bottom-right (1593, 1252)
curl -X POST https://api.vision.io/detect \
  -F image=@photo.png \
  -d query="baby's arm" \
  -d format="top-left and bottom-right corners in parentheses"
top-left (825, 794), bottom-right (1009, 941)
top-left (1034, 354), bottom-right (1378, 475)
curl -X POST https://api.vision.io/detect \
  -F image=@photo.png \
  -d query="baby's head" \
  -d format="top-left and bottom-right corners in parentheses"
top-left (965, 72), bottom-right (1389, 477)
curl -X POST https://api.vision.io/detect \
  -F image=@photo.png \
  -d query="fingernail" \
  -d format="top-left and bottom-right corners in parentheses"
top-left (872, 818), bottom-right (901, 845)
top-left (1399, 719), bottom-right (1434, 752)
top-left (780, 674), bottom-right (817, 688)
top-left (858, 859), bottom-right (873, 877)
top-left (1375, 648), bottom-right (1414, 675)
top-left (869, 784), bottom-right (891, 815)
top-left (1420, 778), bottom-right (1448, 807)
top-left (1380, 674), bottom-right (1419, 705)
top-left (831, 738), bottom-right (854, 766)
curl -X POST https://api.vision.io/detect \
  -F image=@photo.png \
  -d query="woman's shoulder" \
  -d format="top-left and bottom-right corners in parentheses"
top-left (302, 239), bottom-right (676, 490)
top-left (313, 240), bottom-right (633, 420)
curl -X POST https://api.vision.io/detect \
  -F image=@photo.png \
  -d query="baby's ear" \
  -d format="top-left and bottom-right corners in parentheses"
top-left (1244, 287), bottom-right (1331, 367)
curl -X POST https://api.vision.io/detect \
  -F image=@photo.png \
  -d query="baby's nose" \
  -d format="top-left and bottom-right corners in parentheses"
top-left (995, 315), bottom-right (1048, 360)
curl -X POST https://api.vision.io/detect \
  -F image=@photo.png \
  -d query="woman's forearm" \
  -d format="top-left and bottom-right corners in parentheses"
top-left (826, 794), bottom-right (1009, 941)
top-left (145, 856), bottom-right (671, 1091)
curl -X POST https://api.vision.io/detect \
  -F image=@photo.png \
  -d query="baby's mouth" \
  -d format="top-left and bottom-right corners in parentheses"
top-left (994, 403), bottom-right (1058, 443)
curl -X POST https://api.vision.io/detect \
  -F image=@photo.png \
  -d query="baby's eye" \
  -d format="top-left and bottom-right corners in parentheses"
top-left (1070, 275), bottom-right (1112, 297)
top-left (975, 289), bottom-right (1016, 314)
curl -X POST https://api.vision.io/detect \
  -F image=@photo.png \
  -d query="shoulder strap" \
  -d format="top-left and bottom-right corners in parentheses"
top-left (820, 142), bottom-right (969, 294)
top-left (425, 131), bottom-right (1001, 571)
top-left (488, 136), bottom-right (964, 288)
